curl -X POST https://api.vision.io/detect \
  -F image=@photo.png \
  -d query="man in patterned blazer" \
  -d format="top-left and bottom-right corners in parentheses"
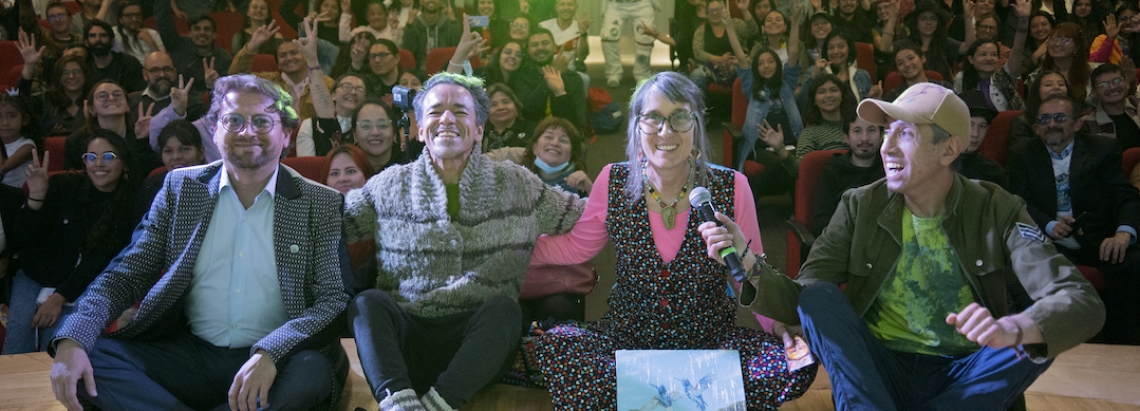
top-left (48, 74), bottom-right (351, 411)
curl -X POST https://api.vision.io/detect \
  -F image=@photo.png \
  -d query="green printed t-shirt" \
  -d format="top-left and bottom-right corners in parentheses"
top-left (864, 209), bottom-right (979, 356)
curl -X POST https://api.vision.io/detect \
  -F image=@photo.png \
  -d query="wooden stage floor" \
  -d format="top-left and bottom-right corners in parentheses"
top-left (1, 340), bottom-right (1137, 410)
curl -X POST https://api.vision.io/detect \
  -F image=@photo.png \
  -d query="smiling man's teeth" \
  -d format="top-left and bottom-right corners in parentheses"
top-left (885, 162), bottom-right (903, 171)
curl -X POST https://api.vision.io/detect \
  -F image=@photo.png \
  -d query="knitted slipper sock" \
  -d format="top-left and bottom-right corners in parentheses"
top-left (420, 387), bottom-right (457, 411)
top-left (378, 388), bottom-right (426, 411)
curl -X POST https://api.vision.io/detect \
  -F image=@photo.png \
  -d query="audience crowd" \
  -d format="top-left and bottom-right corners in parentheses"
top-left (0, 0), bottom-right (1138, 410)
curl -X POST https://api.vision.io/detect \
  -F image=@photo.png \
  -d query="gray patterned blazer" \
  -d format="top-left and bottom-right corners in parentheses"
top-left (54, 161), bottom-right (350, 366)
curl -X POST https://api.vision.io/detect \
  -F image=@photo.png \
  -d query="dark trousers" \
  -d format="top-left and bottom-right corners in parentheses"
top-left (1059, 242), bottom-right (1140, 344)
top-left (348, 290), bottom-right (522, 408)
top-left (798, 283), bottom-right (1052, 411)
top-left (81, 332), bottom-right (335, 411)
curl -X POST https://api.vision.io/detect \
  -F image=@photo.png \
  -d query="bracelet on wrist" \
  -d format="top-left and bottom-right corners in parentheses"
top-left (308, 65), bottom-right (322, 72)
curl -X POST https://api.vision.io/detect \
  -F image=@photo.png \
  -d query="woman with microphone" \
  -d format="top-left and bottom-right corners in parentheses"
top-left (528, 72), bottom-right (816, 410)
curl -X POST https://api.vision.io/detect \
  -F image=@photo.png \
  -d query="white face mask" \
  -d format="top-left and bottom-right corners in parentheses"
top-left (534, 156), bottom-right (570, 174)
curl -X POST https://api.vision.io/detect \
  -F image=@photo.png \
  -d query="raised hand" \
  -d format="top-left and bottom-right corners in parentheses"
top-left (758, 120), bottom-right (785, 151)
top-left (295, 16), bottom-right (320, 66)
top-left (171, 74), bottom-right (194, 116)
top-left (542, 65), bottom-right (566, 95)
top-left (868, 81), bottom-right (883, 99)
top-left (172, 1), bottom-right (188, 21)
top-left (17, 28), bottom-right (44, 67)
top-left (1122, 56), bottom-right (1137, 87)
top-left (202, 57), bottom-right (218, 89)
top-left (578, 19), bottom-right (591, 33)
top-left (552, 53), bottom-right (571, 73)
top-left (350, 33), bottom-right (368, 68)
top-left (25, 149), bottom-right (49, 200)
top-left (134, 102), bottom-right (156, 140)
top-left (815, 57), bottom-right (828, 72)
top-left (792, 1), bottom-right (805, 22)
top-left (1011, 0), bottom-right (1031, 18)
top-left (454, 14), bottom-right (486, 61)
top-left (963, 0), bottom-right (975, 18)
top-left (339, 0), bottom-right (351, 17)
top-left (1105, 14), bottom-right (1121, 39)
top-left (247, 19), bottom-right (281, 53)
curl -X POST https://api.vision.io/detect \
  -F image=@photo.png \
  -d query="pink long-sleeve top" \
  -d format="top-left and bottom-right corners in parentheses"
top-left (532, 164), bottom-right (775, 331)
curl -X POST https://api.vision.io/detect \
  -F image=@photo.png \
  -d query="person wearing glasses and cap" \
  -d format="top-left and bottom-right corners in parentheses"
top-left (48, 74), bottom-right (352, 411)
top-left (701, 82), bottom-right (1105, 409)
top-left (1010, 90), bottom-right (1140, 345)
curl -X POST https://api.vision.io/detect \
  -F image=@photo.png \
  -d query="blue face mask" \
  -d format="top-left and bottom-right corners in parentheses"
top-left (534, 157), bottom-right (570, 174)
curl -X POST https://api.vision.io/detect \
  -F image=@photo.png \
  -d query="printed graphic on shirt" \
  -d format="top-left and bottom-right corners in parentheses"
top-left (865, 210), bottom-right (978, 356)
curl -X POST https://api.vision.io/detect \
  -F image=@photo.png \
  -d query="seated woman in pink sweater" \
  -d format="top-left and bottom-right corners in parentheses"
top-left (529, 72), bottom-right (817, 411)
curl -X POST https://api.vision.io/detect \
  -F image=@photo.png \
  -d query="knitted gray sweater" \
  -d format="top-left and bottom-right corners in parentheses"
top-left (344, 150), bottom-right (586, 317)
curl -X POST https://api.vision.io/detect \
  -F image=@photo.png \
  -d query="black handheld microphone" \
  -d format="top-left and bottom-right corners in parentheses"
top-left (688, 187), bottom-right (748, 283)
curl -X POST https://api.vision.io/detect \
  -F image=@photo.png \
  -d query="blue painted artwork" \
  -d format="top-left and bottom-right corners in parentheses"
top-left (616, 350), bottom-right (746, 411)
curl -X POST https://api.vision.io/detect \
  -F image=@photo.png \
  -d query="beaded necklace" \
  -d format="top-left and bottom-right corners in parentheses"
top-left (643, 161), bottom-right (694, 230)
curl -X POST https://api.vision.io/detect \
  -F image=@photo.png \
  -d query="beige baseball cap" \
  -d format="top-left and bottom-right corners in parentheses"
top-left (857, 82), bottom-right (970, 152)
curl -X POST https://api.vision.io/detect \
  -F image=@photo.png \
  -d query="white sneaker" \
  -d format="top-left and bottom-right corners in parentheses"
top-left (607, 78), bottom-right (620, 88)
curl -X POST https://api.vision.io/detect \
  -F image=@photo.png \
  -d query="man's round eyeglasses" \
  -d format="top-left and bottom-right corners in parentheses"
top-left (220, 113), bottom-right (277, 133)
top-left (146, 67), bottom-right (176, 76)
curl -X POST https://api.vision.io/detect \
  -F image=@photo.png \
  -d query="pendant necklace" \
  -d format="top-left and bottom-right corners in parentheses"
top-left (644, 164), bottom-right (691, 230)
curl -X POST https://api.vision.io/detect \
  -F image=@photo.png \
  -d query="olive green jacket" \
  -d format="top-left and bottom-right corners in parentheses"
top-left (747, 174), bottom-right (1105, 359)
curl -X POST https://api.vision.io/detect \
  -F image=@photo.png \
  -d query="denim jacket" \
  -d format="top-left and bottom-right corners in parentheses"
top-left (737, 63), bottom-right (804, 170)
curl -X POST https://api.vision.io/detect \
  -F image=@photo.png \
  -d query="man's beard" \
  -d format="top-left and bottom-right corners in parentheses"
top-left (151, 78), bottom-right (172, 96)
top-left (89, 43), bottom-right (112, 57)
top-left (533, 53), bottom-right (553, 67)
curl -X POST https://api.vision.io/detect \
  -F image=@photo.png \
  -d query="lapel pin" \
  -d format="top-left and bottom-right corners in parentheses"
top-left (290, 244), bottom-right (300, 253)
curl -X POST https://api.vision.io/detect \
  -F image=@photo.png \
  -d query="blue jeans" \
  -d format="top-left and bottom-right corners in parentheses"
top-left (797, 282), bottom-right (1052, 411)
top-left (2, 270), bottom-right (74, 354)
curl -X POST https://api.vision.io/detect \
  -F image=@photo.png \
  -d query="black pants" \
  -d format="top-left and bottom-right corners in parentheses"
top-left (1060, 242), bottom-right (1140, 344)
top-left (348, 290), bottom-right (523, 408)
top-left (82, 332), bottom-right (336, 411)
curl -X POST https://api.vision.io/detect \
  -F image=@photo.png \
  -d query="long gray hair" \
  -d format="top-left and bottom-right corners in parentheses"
top-left (623, 72), bottom-right (712, 202)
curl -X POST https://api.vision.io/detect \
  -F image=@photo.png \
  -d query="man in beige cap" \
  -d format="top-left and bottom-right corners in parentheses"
top-left (698, 82), bottom-right (1105, 410)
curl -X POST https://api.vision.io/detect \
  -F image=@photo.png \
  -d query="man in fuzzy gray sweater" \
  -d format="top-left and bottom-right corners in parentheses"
top-left (343, 72), bottom-right (586, 411)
